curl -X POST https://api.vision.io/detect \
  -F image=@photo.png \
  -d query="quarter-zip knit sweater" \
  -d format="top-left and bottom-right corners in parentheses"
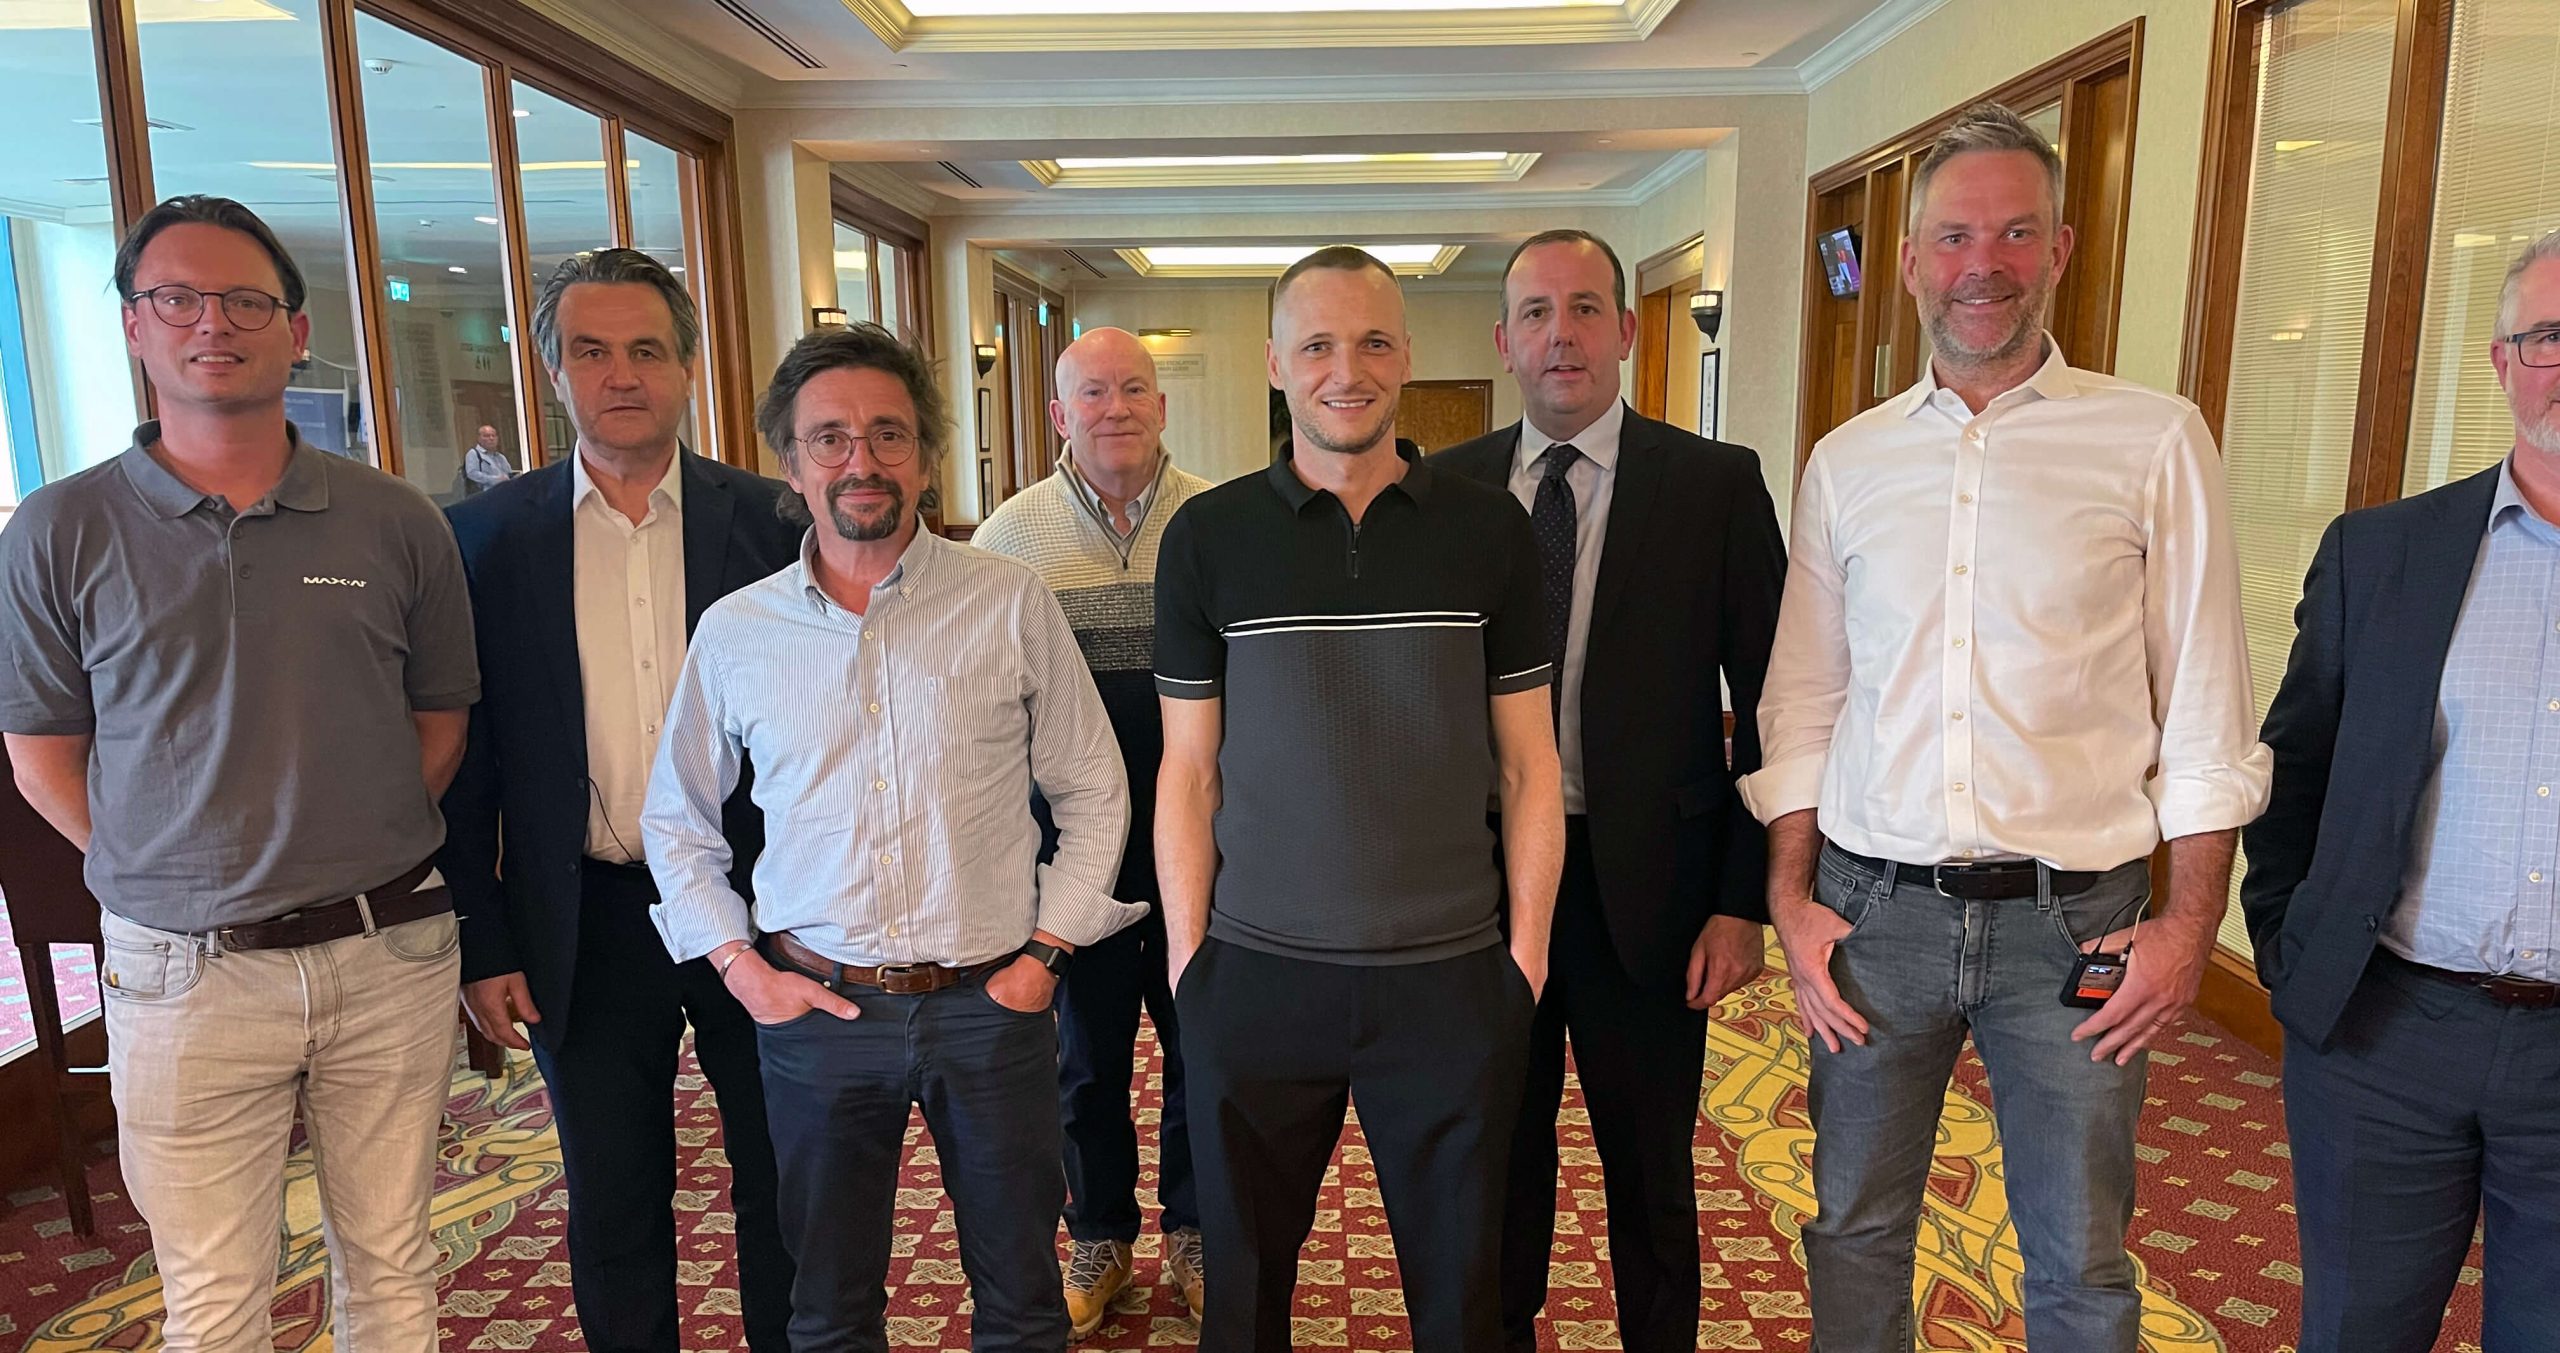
top-left (975, 451), bottom-right (1214, 900)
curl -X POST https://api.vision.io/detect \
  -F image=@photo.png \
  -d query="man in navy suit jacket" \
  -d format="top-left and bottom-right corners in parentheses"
top-left (1430, 230), bottom-right (1784, 1353)
top-left (439, 249), bottom-right (802, 1353)
top-left (2247, 230), bottom-right (2560, 1353)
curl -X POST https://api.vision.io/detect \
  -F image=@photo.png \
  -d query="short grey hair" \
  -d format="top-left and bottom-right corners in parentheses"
top-left (532, 247), bottom-right (700, 371)
top-left (2498, 228), bottom-right (2560, 338)
top-left (1907, 102), bottom-right (2065, 234)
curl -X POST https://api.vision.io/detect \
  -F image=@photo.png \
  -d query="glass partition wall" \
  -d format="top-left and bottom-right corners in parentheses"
top-left (0, 0), bottom-right (746, 506)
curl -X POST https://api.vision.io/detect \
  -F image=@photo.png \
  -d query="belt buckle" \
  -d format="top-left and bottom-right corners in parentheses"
top-left (874, 963), bottom-right (931, 995)
top-left (1930, 864), bottom-right (1964, 899)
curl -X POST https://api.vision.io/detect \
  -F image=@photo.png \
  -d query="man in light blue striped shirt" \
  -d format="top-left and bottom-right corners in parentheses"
top-left (643, 323), bottom-right (1138, 1351)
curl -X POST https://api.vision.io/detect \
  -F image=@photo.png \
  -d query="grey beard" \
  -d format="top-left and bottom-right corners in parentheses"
top-left (826, 478), bottom-right (906, 541)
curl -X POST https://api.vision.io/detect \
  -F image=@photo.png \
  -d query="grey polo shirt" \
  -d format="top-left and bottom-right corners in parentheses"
top-left (0, 423), bottom-right (480, 932)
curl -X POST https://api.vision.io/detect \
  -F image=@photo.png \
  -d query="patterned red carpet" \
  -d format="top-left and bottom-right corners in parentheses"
top-left (0, 970), bottom-right (2485, 1352)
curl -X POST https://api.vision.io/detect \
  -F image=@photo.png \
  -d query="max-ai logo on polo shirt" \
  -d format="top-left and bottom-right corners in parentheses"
top-left (303, 575), bottom-right (368, 588)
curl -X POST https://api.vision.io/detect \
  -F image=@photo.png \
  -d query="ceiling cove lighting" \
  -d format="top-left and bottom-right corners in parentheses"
top-left (846, 0), bottom-right (1674, 54)
top-left (1027, 151), bottom-right (1536, 188)
top-left (1117, 243), bottom-right (1464, 278)
top-left (6, 0), bottom-right (289, 29)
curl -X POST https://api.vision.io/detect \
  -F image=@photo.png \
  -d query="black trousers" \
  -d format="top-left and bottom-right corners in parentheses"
top-left (2286, 951), bottom-right (2560, 1353)
top-left (527, 860), bottom-right (794, 1353)
top-left (1500, 818), bottom-right (1709, 1353)
top-left (1059, 901), bottom-right (1197, 1241)
top-left (1181, 938), bottom-right (1535, 1353)
top-left (756, 970), bottom-right (1069, 1353)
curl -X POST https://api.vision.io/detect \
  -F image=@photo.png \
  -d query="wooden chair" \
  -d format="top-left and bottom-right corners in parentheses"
top-left (0, 737), bottom-right (111, 1236)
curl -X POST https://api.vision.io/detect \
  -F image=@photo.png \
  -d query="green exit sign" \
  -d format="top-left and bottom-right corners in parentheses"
top-left (387, 276), bottom-right (411, 302)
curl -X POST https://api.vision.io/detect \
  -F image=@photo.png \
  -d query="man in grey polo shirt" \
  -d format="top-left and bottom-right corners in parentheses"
top-left (0, 196), bottom-right (478, 1353)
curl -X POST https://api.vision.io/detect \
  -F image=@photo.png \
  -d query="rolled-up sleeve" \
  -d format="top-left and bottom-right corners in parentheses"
top-left (644, 632), bottom-right (756, 962)
top-left (1153, 505), bottom-right (1225, 701)
top-left (1023, 582), bottom-right (1144, 947)
top-left (1738, 452), bottom-right (1849, 823)
top-left (2141, 407), bottom-right (2274, 839)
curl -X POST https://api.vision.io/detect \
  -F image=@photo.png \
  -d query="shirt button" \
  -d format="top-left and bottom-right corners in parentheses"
top-left (863, 629), bottom-right (877, 640)
top-left (645, 723), bottom-right (658, 735)
top-left (873, 779), bottom-right (887, 791)
top-left (1950, 712), bottom-right (1965, 722)
top-left (1953, 564), bottom-right (1969, 576)
top-left (2533, 871), bottom-right (2545, 883)
top-left (1966, 429), bottom-right (1983, 442)
top-left (868, 702), bottom-right (881, 714)
top-left (1953, 638), bottom-right (1967, 649)
top-left (2549, 700), bottom-right (2558, 712)
top-left (641, 659), bottom-right (653, 670)
top-left (2541, 787), bottom-right (2551, 798)
top-left (879, 853), bottom-right (895, 866)
top-left (1952, 782), bottom-right (1967, 793)
top-left (634, 596), bottom-right (646, 606)
top-left (1959, 493), bottom-right (1975, 504)
top-left (887, 924), bottom-right (901, 938)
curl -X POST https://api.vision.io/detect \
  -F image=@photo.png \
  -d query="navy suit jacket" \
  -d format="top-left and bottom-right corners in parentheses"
top-left (1430, 408), bottom-right (1786, 998)
top-left (2242, 463), bottom-right (2501, 1051)
top-left (437, 451), bottom-right (801, 1048)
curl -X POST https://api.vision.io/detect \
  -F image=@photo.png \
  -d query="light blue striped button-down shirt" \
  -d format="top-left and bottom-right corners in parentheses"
top-left (644, 526), bottom-right (1139, 967)
top-left (2388, 459), bottom-right (2560, 981)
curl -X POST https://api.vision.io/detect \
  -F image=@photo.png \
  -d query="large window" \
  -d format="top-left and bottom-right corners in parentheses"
top-left (0, 0), bottom-right (752, 505)
top-left (2186, 0), bottom-right (2560, 964)
top-left (831, 179), bottom-right (931, 345)
top-left (0, 6), bottom-right (121, 504)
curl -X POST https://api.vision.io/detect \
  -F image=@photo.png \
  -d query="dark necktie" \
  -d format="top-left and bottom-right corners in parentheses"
top-left (1531, 444), bottom-right (1579, 706)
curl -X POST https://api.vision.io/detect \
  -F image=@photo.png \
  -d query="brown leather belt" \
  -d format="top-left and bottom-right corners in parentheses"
top-left (213, 863), bottom-right (452, 952)
top-left (765, 931), bottom-right (1003, 997)
top-left (2381, 950), bottom-right (2560, 1010)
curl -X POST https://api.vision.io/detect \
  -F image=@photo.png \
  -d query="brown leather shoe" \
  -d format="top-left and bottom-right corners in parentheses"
top-left (1163, 1227), bottom-right (1205, 1322)
top-left (1062, 1237), bottom-right (1133, 1339)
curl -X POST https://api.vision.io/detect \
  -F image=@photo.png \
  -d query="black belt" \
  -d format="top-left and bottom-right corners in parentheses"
top-left (1832, 848), bottom-right (2109, 900)
top-left (2378, 949), bottom-right (2560, 1010)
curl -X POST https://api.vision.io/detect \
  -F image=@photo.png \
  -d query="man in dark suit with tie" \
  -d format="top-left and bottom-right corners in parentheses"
top-left (2247, 229), bottom-right (2560, 1353)
top-left (1431, 229), bottom-right (1786, 1353)
top-left (438, 248), bottom-right (802, 1353)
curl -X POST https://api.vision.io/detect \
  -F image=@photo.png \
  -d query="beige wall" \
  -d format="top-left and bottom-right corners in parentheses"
top-left (1804, 0), bottom-right (2217, 396)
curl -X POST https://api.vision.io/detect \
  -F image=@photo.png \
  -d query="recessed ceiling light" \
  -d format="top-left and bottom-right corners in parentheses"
top-left (1121, 243), bottom-right (1463, 277)
top-left (1055, 152), bottom-right (1507, 170)
top-left (908, 0), bottom-right (1574, 11)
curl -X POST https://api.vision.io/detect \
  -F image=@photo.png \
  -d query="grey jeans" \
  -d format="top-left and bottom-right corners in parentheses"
top-left (101, 904), bottom-right (461, 1353)
top-left (1801, 845), bottom-right (2151, 1353)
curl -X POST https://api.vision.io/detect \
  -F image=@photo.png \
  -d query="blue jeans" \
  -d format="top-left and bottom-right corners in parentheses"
top-left (755, 970), bottom-right (1069, 1353)
top-left (1802, 845), bottom-right (2150, 1353)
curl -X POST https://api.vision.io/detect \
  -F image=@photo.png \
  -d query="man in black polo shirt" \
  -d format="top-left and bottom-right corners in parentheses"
top-left (1155, 245), bottom-right (1565, 1353)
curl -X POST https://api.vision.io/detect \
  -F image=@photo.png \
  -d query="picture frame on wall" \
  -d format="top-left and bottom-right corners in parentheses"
top-left (977, 456), bottom-right (995, 513)
top-left (1698, 350), bottom-right (1721, 440)
top-left (976, 386), bottom-right (994, 456)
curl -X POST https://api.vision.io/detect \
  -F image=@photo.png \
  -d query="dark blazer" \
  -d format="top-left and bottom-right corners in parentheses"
top-left (2242, 463), bottom-right (2501, 1051)
top-left (1432, 406), bottom-right (1787, 997)
top-left (437, 451), bottom-right (801, 1048)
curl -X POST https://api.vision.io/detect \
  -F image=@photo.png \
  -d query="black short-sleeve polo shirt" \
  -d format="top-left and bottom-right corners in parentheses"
top-left (1154, 445), bottom-right (1550, 965)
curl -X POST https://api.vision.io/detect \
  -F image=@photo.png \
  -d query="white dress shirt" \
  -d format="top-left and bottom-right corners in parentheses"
top-left (1740, 341), bottom-right (2271, 870)
top-left (572, 450), bottom-right (686, 863)
top-left (1505, 398), bottom-right (1623, 815)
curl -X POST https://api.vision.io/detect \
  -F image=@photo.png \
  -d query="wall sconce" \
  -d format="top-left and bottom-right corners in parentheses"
top-left (810, 306), bottom-right (848, 330)
top-left (1688, 289), bottom-right (1724, 342)
top-left (973, 343), bottom-right (1000, 378)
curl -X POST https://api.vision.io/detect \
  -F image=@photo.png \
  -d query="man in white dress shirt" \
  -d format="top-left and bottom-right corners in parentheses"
top-left (1740, 103), bottom-right (2270, 1352)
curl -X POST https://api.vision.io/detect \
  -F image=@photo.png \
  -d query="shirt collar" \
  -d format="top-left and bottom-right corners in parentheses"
top-left (1897, 332), bottom-right (2082, 419)
top-left (795, 522), bottom-right (942, 614)
top-left (2488, 457), bottom-right (2559, 537)
top-left (570, 446), bottom-right (684, 516)
top-left (1515, 399), bottom-right (1626, 477)
top-left (1264, 438), bottom-right (1431, 514)
top-left (119, 419), bottom-right (328, 519)
top-left (1061, 445), bottom-right (1166, 530)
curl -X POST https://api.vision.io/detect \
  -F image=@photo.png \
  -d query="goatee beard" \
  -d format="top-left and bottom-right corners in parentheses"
top-left (826, 476), bottom-right (905, 541)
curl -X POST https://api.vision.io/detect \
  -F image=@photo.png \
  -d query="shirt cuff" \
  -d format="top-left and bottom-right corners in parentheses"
top-left (1738, 753), bottom-right (1827, 825)
top-left (1489, 661), bottom-right (1554, 696)
top-left (648, 884), bottom-right (755, 965)
top-left (1033, 861), bottom-right (1152, 948)
top-left (2149, 742), bottom-right (2276, 841)
top-left (409, 685), bottom-right (481, 711)
top-left (1155, 673), bottom-right (1222, 700)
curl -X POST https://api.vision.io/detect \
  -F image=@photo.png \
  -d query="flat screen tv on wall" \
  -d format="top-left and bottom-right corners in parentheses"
top-left (1817, 226), bottom-right (1863, 299)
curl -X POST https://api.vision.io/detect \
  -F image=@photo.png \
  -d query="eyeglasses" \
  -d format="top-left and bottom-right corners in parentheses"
top-left (126, 284), bottom-right (287, 332)
top-left (2505, 328), bottom-right (2560, 369)
top-left (796, 426), bottom-right (918, 468)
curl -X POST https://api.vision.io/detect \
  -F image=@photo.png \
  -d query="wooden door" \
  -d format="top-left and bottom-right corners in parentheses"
top-left (1396, 380), bottom-right (1493, 455)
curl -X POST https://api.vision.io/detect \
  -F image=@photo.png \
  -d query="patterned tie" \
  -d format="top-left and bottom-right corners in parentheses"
top-left (1531, 444), bottom-right (1579, 712)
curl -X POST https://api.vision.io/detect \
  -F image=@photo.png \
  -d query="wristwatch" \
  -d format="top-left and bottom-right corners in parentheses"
top-left (1019, 939), bottom-right (1071, 977)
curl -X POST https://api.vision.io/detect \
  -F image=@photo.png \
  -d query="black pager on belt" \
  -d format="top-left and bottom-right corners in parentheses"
top-left (2063, 951), bottom-right (2127, 1009)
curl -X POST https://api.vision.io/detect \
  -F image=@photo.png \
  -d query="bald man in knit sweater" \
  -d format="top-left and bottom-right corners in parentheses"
top-left (975, 327), bottom-right (1214, 1337)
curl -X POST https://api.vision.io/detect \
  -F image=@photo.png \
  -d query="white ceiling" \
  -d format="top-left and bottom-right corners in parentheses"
top-left (616, 0), bottom-right (1919, 94)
